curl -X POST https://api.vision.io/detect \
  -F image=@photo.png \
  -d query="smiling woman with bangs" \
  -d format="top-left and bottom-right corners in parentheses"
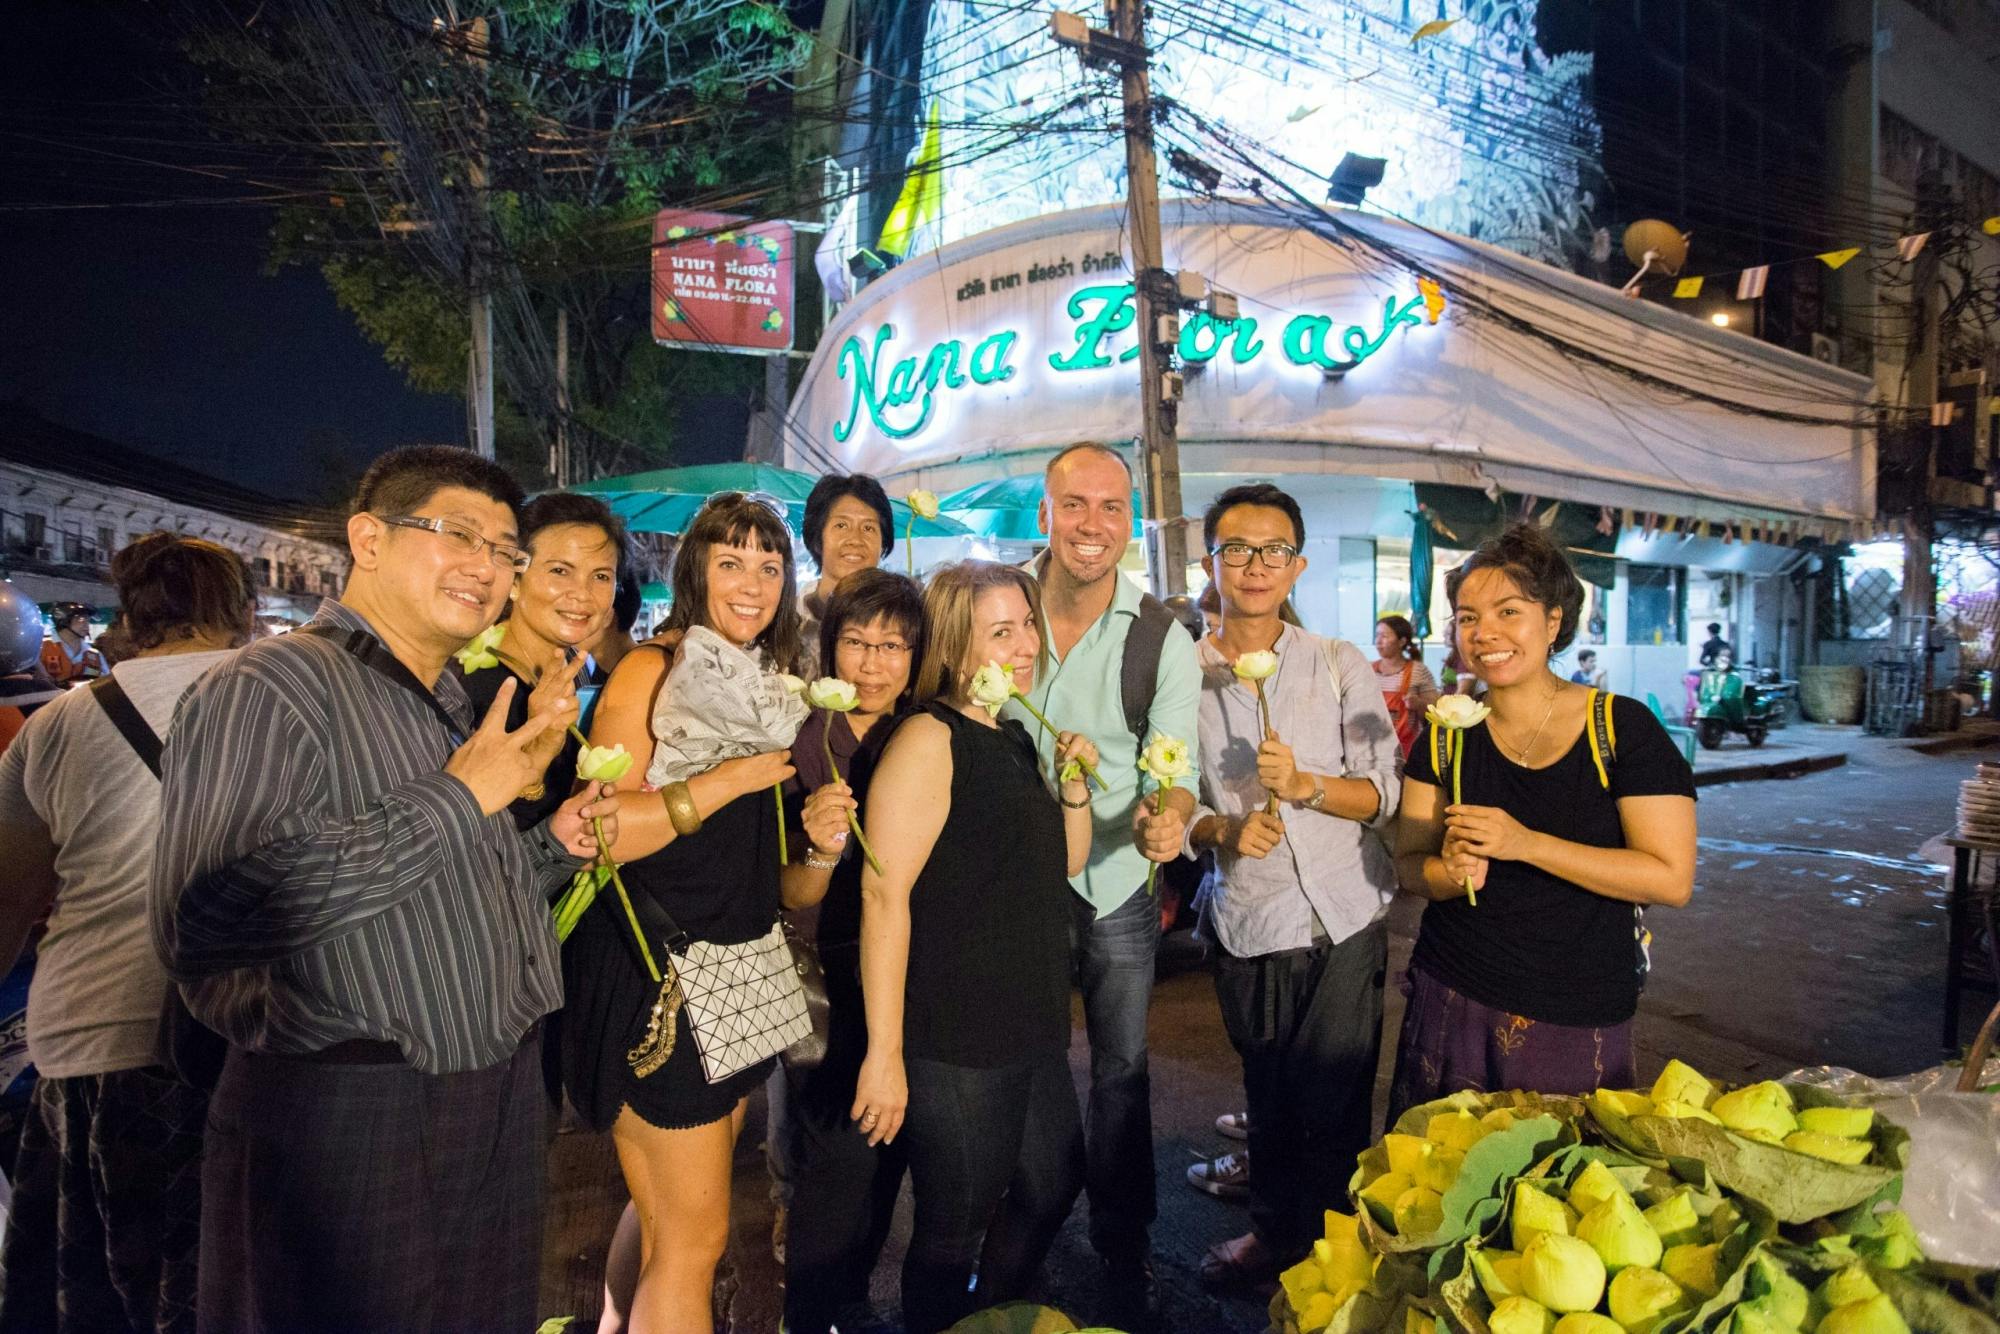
top-left (560, 492), bottom-right (855, 1334)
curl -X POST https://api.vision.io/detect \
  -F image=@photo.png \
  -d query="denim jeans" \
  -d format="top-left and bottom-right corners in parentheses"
top-left (1212, 920), bottom-right (1387, 1267)
top-left (900, 1053), bottom-right (1084, 1334)
top-left (1071, 883), bottom-right (1161, 1265)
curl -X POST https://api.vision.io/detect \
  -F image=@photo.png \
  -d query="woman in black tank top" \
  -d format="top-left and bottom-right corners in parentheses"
top-left (848, 561), bottom-right (1101, 1334)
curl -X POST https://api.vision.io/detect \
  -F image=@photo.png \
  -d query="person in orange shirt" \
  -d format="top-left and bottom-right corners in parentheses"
top-left (38, 604), bottom-right (105, 687)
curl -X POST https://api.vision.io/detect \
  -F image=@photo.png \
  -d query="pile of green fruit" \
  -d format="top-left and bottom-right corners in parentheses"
top-left (1268, 1061), bottom-right (1996, 1334)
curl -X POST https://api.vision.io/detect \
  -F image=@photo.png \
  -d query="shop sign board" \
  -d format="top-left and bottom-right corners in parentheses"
top-left (651, 209), bottom-right (795, 354)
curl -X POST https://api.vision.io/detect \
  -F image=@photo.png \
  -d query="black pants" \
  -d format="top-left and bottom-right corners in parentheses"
top-left (783, 947), bottom-right (908, 1334)
top-left (195, 1036), bottom-right (547, 1334)
top-left (900, 1052), bottom-right (1084, 1334)
top-left (0, 1067), bottom-right (206, 1334)
top-left (1212, 920), bottom-right (1387, 1267)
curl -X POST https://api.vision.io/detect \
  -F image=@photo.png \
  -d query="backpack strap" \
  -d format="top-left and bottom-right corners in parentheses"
top-left (90, 675), bottom-right (163, 778)
top-left (1586, 688), bottom-right (1618, 790)
top-left (1119, 594), bottom-right (1183, 745)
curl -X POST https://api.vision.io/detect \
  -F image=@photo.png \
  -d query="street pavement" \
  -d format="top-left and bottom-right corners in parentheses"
top-left (539, 727), bottom-right (1994, 1333)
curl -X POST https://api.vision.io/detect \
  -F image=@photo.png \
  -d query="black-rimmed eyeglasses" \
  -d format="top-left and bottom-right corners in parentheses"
top-left (1210, 541), bottom-right (1300, 569)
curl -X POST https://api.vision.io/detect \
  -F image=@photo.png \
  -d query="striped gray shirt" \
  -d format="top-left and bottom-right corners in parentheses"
top-left (151, 600), bottom-right (572, 1075)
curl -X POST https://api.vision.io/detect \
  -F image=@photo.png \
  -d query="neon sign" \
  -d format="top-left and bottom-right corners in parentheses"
top-left (833, 282), bottom-right (1433, 442)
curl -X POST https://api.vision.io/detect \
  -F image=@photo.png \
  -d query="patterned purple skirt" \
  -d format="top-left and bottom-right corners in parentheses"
top-left (1386, 965), bottom-right (1635, 1128)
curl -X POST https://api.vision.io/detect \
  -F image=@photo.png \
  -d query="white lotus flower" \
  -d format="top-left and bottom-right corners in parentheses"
top-left (1231, 649), bottom-right (1279, 682)
top-left (1426, 694), bottom-right (1492, 730)
top-left (806, 676), bottom-right (859, 712)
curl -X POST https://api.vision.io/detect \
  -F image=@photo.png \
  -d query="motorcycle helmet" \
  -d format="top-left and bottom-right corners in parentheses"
top-left (0, 582), bottom-right (45, 675)
top-left (49, 601), bottom-right (94, 635)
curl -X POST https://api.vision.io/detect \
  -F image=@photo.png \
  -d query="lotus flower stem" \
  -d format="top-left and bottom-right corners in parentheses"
top-left (1144, 782), bottom-right (1169, 897)
top-left (822, 716), bottom-right (883, 874)
top-left (775, 784), bottom-right (789, 865)
top-left (597, 815), bottom-right (660, 983)
top-left (1255, 681), bottom-right (1279, 816)
top-left (1453, 731), bottom-right (1477, 906)
top-left (1009, 692), bottom-right (1105, 790)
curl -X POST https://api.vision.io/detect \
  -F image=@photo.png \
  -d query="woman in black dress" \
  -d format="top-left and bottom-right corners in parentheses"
top-left (1391, 523), bottom-right (1697, 1122)
top-left (453, 492), bottom-right (624, 829)
top-left (849, 560), bottom-right (1098, 1334)
top-left (569, 493), bottom-right (854, 1334)
top-left (781, 569), bottom-right (926, 1334)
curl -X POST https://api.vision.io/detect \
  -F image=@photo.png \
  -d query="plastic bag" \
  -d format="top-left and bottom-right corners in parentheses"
top-left (1785, 1061), bottom-right (2000, 1268)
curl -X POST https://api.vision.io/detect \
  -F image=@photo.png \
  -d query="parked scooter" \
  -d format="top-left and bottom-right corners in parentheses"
top-left (1693, 650), bottom-right (1780, 749)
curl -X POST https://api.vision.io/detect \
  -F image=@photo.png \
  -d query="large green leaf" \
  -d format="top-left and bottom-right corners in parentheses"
top-left (1624, 1117), bottom-right (1901, 1224)
top-left (1351, 1115), bottom-right (1575, 1258)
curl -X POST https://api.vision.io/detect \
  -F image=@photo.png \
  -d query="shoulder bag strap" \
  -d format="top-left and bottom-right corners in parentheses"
top-left (1586, 688), bottom-right (1616, 790)
top-left (89, 675), bottom-right (163, 779)
top-left (1119, 594), bottom-right (1179, 745)
top-left (295, 625), bottom-right (468, 748)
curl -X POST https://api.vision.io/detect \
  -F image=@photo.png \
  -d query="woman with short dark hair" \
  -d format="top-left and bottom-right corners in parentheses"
top-left (1390, 524), bottom-right (1697, 1121)
top-left (1372, 614), bottom-right (1440, 755)
top-left (0, 531), bottom-right (255, 1334)
top-left (798, 475), bottom-right (894, 672)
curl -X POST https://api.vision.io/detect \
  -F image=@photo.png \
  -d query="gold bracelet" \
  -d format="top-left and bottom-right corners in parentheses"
top-left (519, 779), bottom-right (546, 801)
top-left (662, 781), bottom-right (702, 837)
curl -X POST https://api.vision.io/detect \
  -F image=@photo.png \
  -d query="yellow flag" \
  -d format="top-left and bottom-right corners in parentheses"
top-left (1982, 217), bottom-right (1999, 236)
top-left (1411, 18), bottom-right (1459, 43)
top-left (1818, 247), bottom-right (1861, 270)
top-left (1673, 277), bottom-right (1703, 298)
top-left (878, 101), bottom-right (944, 259)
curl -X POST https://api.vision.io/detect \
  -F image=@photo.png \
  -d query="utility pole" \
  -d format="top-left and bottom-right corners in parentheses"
top-left (1903, 171), bottom-right (1949, 715)
top-left (1052, 1), bottom-right (1187, 595)
top-left (553, 306), bottom-right (570, 486)
top-left (466, 15), bottom-right (496, 460)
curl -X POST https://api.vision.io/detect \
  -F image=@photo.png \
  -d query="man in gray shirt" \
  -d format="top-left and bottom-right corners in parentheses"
top-left (1184, 484), bottom-right (1401, 1287)
top-left (152, 447), bottom-right (618, 1334)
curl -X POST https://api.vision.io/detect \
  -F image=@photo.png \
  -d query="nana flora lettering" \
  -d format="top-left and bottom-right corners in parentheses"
top-left (834, 281), bottom-right (1431, 442)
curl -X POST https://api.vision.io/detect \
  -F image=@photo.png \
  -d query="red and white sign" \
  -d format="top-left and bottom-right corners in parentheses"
top-left (651, 209), bottom-right (795, 354)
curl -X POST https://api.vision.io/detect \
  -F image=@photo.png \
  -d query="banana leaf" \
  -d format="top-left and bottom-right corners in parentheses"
top-left (1351, 1113), bottom-right (1576, 1261)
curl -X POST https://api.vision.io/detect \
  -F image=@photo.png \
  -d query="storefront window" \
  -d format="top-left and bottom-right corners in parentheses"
top-left (1626, 565), bottom-right (1684, 645)
top-left (1833, 544), bottom-right (1904, 640)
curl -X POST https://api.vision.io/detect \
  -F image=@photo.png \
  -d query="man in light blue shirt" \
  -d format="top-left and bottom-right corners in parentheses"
top-left (1183, 483), bottom-right (1401, 1287)
top-left (1007, 442), bottom-right (1200, 1327)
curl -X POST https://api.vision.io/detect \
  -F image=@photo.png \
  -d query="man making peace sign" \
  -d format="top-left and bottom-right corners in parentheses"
top-left (152, 447), bottom-right (618, 1334)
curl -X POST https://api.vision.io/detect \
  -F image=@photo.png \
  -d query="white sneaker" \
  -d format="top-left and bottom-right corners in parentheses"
top-left (1215, 1111), bottom-right (1251, 1141)
top-left (1186, 1150), bottom-right (1250, 1200)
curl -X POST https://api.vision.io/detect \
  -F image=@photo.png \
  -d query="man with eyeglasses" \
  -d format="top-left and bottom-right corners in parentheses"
top-left (152, 447), bottom-right (620, 1334)
top-left (1011, 442), bottom-right (1200, 1329)
top-left (1183, 483), bottom-right (1401, 1290)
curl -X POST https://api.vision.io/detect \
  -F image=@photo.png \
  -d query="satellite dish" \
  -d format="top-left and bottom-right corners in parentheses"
top-left (1621, 219), bottom-right (1688, 274)
top-left (1619, 219), bottom-right (1689, 296)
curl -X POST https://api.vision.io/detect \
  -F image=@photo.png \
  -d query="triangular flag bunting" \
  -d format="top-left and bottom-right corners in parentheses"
top-left (1984, 216), bottom-right (2000, 236)
top-left (1736, 266), bottom-right (1769, 300)
top-left (1673, 277), bottom-right (1703, 299)
top-left (1596, 506), bottom-right (1615, 536)
top-left (1411, 18), bottom-right (1459, 44)
top-left (1538, 501), bottom-right (1561, 529)
top-left (1896, 232), bottom-right (1931, 262)
top-left (1696, 519), bottom-right (1711, 539)
top-left (1620, 507), bottom-right (1634, 530)
top-left (1818, 248), bottom-right (1860, 270)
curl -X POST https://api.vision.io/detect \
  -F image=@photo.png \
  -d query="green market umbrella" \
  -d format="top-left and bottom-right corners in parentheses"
top-left (567, 463), bottom-right (970, 538)
top-left (939, 475), bottom-right (1146, 542)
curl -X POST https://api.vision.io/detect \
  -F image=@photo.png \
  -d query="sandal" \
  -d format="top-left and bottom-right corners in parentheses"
top-left (1199, 1233), bottom-right (1277, 1290)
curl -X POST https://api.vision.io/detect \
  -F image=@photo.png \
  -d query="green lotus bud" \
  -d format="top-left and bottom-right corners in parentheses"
top-left (1297, 1290), bottom-right (1337, 1331)
top-left (1661, 1243), bottom-right (1725, 1298)
top-left (1520, 1233), bottom-right (1608, 1313)
top-left (1654, 1100), bottom-right (1724, 1124)
top-left (1578, 1195), bottom-right (1663, 1274)
top-left (1712, 1082), bottom-right (1799, 1140)
top-left (1491, 1296), bottom-right (1556, 1334)
top-left (1360, 1170), bottom-right (1415, 1217)
top-left (1817, 1296), bottom-right (1909, 1334)
top-left (1607, 1265), bottom-right (1688, 1333)
top-left (1426, 1109), bottom-right (1489, 1152)
top-left (1649, 1059), bottom-right (1718, 1110)
top-left (1708, 1200), bottom-right (1744, 1244)
top-left (1393, 1185), bottom-right (1444, 1237)
top-left (1746, 1253), bottom-right (1810, 1328)
top-left (1417, 1145), bottom-right (1466, 1194)
top-left (1482, 1108), bottom-right (1522, 1133)
top-left (1472, 1249), bottom-right (1525, 1305)
top-left (1280, 1255), bottom-right (1325, 1307)
top-left (1591, 1088), bottom-right (1655, 1120)
top-left (1855, 1210), bottom-right (1922, 1270)
top-left (1784, 1132), bottom-right (1871, 1165)
top-left (1512, 1183), bottom-right (1581, 1252)
top-left (1384, 1133), bottom-right (1435, 1176)
top-left (1732, 1298), bottom-right (1801, 1334)
top-left (1816, 1265), bottom-right (1880, 1311)
top-left (1797, 1107), bottom-right (1873, 1138)
top-left (1555, 1315), bottom-right (1626, 1334)
top-left (1568, 1161), bottom-right (1632, 1216)
top-left (1642, 1189), bottom-right (1704, 1249)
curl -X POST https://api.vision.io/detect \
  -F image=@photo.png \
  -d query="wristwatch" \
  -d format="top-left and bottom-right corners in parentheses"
top-left (1302, 775), bottom-right (1327, 811)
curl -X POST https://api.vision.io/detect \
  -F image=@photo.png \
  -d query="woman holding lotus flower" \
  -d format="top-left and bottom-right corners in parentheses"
top-left (1391, 523), bottom-right (1697, 1125)
top-left (851, 560), bottom-right (1096, 1334)
top-left (561, 493), bottom-right (856, 1334)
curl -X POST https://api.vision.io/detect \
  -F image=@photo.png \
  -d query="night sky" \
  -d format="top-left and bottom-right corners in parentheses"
top-left (1, 5), bottom-right (504, 502)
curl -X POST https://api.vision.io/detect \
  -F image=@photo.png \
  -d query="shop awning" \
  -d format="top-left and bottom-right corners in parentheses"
top-left (784, 198), bottom-right (1876, 535)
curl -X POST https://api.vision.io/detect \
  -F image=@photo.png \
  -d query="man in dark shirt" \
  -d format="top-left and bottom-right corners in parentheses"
top-left (1699, 623), bottom-right (1731, 667)
top-left (152, 447), bottom-right (619, 1334)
